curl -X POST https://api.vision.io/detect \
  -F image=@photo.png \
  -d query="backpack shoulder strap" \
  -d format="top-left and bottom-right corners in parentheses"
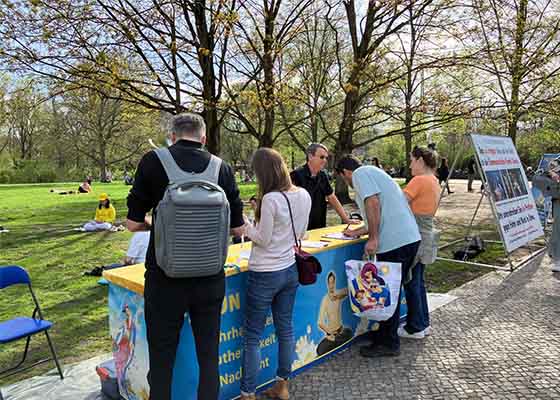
top-left (197, 155), bottom-right (222, 184)
top-left (154, 148), bottom-right (192, 184)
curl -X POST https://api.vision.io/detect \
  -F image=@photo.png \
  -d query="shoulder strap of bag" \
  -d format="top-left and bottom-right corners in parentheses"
top-left (196, 155), bottom-right (222, 184)
top-left (280, 191), bottom-right (301, 250)
top-left (154, 147), bottom-right (194, 185)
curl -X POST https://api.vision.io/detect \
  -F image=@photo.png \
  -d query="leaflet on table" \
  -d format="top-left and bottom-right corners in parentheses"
top-left (300, 240), bottom-right (329, 248)
top-left (321, 232), bottom-right (355, 240)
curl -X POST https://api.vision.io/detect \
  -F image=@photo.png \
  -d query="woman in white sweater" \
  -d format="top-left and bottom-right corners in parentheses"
top-left (240, 148), bottom-right (311, 400)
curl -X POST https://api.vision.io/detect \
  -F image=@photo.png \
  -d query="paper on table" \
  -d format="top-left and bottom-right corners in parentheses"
top-left (321, 232), bottom-right (355, 240)
top-left (300, 240), bottom-right (329, 248)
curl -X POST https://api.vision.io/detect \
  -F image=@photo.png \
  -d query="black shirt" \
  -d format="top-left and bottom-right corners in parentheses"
top-left (127, 139), bottom-right (244, 271)
top-left (290, 164), bottom-right (333, 230)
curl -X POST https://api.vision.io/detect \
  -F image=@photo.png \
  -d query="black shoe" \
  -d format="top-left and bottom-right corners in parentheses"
top-left (359, 344), bottom-right (400, 358)
top-left (448, 191), bottom-right (454, 194)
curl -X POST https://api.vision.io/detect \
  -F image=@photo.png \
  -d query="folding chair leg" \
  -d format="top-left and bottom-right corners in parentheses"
top-left (44, 330), bottom-right (64, 379)
top-left (0, 335), bottom-right (32, 377)
top-left (17, 335), bottom-right (32, 370)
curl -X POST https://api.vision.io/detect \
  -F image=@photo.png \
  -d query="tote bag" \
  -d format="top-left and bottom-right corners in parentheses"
top-left (345, 258), bottom-right (401, 321)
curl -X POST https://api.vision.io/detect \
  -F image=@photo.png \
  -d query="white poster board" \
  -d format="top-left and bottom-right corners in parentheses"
top-left (471, 134), bottom-right (544, 253)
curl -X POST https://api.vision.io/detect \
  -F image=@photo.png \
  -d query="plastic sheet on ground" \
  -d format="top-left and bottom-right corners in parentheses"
top-left (427, 292), bottom-right (457, 311)
top-left (1, 353), bottom-right (113, 400)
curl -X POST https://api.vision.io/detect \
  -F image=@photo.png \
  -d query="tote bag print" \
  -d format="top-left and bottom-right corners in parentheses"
top-left (345, 259), bottom-right (401, 321)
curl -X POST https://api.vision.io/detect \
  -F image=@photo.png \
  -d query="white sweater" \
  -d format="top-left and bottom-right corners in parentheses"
top-left (245, 189), bottom-right (311, 272)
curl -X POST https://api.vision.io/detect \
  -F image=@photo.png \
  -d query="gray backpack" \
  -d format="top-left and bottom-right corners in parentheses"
top-left (153, 148), bottom-right (230, 278)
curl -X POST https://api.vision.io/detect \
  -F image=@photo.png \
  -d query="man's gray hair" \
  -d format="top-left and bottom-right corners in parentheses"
top-left (306, 143), bottom-right (328, 161)
top-left (170, 113), bottom-right (206, 140)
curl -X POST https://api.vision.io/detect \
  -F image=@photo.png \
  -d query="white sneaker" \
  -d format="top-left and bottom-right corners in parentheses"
top-left (552, 261), bottom-right (560, 273)
top-left (422, 326), bottom-right (433, 336)
top-left (398, 326), bottom-right (425, 339)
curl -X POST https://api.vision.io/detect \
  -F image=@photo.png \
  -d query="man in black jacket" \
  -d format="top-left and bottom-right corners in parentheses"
top-left (127, 113), bottom-right (244, 400)
top-left (290, 143), bottom-right (354, 230)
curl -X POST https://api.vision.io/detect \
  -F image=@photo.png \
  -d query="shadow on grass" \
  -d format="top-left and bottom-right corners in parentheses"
top-left (1, 229), bottom-right (95, 253)
top-left (43, 286), bottom-right (106, 316)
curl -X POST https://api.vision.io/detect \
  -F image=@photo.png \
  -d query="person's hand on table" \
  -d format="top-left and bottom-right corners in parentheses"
top-left (343, 226), bottom-right (366, 238)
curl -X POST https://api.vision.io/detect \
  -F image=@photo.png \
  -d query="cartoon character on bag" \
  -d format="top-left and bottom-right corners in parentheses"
top-left (354, 289), bottom-right (376, 311)
top-left (351, 263), bottom-right (390, 311)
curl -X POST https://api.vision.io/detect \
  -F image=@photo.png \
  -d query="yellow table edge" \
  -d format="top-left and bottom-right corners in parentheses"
top-left (103, 224), bottom-right (367, 295)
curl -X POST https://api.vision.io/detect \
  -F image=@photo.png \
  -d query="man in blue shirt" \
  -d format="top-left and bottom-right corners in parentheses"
top-left (336, 155), bottom-right (420, 358)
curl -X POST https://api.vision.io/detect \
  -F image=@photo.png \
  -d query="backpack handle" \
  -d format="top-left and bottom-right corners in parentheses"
top-left (177, 181), bottom-right (222, 193)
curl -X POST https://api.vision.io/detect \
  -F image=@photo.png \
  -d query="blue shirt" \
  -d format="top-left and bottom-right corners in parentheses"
top-left (352, 166), bottom-right (420, 253)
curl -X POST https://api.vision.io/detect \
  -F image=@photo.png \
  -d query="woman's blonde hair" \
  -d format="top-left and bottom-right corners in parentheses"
top-left (251, 148), bottom-right (292, 221)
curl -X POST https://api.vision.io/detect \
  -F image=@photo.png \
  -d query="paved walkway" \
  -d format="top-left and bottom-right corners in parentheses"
top-left (286, 254), bottom-right (560, 400)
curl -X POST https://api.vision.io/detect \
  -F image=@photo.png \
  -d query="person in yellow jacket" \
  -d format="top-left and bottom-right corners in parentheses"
top-left (83, 193), bottom-right (116, 231)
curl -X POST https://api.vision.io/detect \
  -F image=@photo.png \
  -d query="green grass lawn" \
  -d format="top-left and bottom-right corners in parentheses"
top-left (0, 181), bottom-right (256, 384)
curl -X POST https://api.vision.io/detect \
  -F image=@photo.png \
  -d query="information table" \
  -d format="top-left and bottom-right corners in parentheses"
top-left (104, 225), bottom-right (405, 400)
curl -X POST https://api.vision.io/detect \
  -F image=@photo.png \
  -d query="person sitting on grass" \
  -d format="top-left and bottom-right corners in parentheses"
top-left (78, 177), bottom-right (93, 193)
top-left (83, 193), bottom-right (116, 231)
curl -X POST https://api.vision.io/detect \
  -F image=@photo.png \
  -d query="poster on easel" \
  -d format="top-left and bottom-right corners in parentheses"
top-left (471, 134), bottom-right (544, 253)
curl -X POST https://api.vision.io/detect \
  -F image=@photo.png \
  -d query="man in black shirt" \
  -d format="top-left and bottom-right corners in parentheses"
top-left (127, 113), bottom-right (244, 400)
top-left (290, 143), bottom-right (354, 230)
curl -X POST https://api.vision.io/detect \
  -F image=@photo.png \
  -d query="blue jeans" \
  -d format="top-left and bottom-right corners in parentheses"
top-left (404, 262), bottom-right (430, 333)
top-left (240, 264), bottom-right (299, 395)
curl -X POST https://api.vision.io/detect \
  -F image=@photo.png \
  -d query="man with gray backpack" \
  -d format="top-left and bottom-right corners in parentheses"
top-left (127, 113), bottom-right (245, 400)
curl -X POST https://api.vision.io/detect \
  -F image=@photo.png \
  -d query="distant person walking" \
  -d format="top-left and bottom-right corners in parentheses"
top-left (467, 157), bottom-right (476, 192)
top-left (437, 158), bottom-right (453, 194)
top-left (240, 148), bottom-right (311, 400)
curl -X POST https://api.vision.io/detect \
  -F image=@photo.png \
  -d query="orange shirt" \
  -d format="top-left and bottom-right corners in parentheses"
top-left (403, 175), bottom-right (440, 216)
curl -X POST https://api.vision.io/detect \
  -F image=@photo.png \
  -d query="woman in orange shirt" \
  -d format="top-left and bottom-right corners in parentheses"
top-left (400, 146), bottom-right (440, 339)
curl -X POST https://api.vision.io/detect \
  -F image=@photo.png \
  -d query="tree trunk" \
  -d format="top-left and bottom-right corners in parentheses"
top-left (334, 88), bottom-right (359, 204)
top-left (195, 2), bottom-right (221, 155)
top-left (404, 99), bottom-right (413, 182)
top-left (508, 0), bottom-right (528, 145)
top-left (203, 105), bottom-right (220, 155)
top-left (259, 133), bottom-right (274, 148)
top-left (261, 7), bottom-right (276, 149)
top-left (99, 142), bottom-right (109, 182)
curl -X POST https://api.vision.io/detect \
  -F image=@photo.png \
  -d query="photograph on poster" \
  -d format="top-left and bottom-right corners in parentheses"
top-left (486, 168), bottom-right (528, 203)
top-left (537, 154), bottom-right (560, 172)
top-left (316, 271), bottom-right (353, 356)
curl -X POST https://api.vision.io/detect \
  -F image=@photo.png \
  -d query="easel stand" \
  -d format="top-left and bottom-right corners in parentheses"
top-left (436, 189), bottom-right (547, 272)
top-left (436, 134), bottom-right (546, 273)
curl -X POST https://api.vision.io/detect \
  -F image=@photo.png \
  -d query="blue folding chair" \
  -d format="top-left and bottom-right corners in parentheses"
top-left (0, 265), bottom-right (64, 379)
